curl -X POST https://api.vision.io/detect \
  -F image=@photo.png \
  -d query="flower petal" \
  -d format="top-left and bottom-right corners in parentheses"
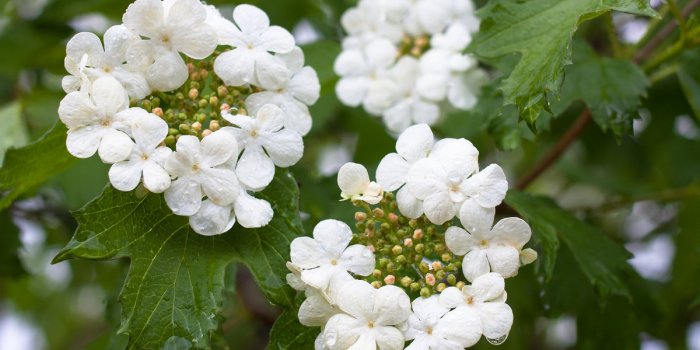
top-left (462, 249), bottom-right (490, 282)
top-left (200, 129), bottom-right (238, 167)
top-left (214, 48), bottom-right (255, 86)
top-left (422, 191), bottom-right (457, 225)
top-left (396, 186), bottom-right (423, 219)
top-left (374, 326), bottom-right (405, 350)
top-left (256, 25), bottom-right (295, 53)
top-left (108, 159), bottom-right (143, 192)
top-left (290, 237), bottom-right (324, 269)
top-left (485, 246), bottom-right (520, 278)
top-left (59, 92), bottom-right (97, 129)
top-left (470, 272), bottom-right (506, 302)
top-left (429, 138), bottom-right (479, 181)
top-left (164, 177), bottom-right (202, 216)
top-left (313, 219), bottom-right (353, 258)
top-left (98, 129), bottom-right (133, 163)
top-left (289, 66), bottom-right (320, 105)
top-left (459, 199), bottom-right (495, 235)
top-left (132, 112), bottom-right (168, 151)
top-left (232, 4), bottom-right (270, 34)
top-left (337, 163), bottom-right (370, 198)
top-left (406, 158), bottom-right (446, 200)
top-left (374, 285), bottom-right (411, 325)
top-left (396, 124), bottom-right (433, 163)
top-left (445, 226), bottom-right (477, 256)
top-left (122, 0), bottom-right (164, 38)
top-left (339, 245), bottom-right (375, 276)
top-left (91, 77), bottom-right (129, 115)
top-left (299, 289), bottom-right (338, 327)
top-left (323, 314), bottom-right (363, 350)
top-left (335, 77), bottom-right (369, 107)
top-left (255, 51), bottom-right (290, 90)
top-left (189, 199), bottom-right (232, 236)
top-left (460, 164), bottom-right (508, 208)
top-left (434, 307), bottom-right (482, 348)
top-left (336, 279), bottom-right (376, 319)
top-left (438, 287), bottom-right (467, 309)
top-left (490, 217), bottom-right (531, 248)
top-left (199, 168), bottom-right (239, 206)
top-left (477, 302), bottom-right (513, 341)
top-left (66, 126), bottom-right (103, 158)
top-left (261, 129), bottom-right (303, 167)
top-left (236, 145), bottom-right (275, 191)
top-left (146, 51), bottom-right (188, 92)
top-left (233, 191), bottom-right (273, 228)
top-left (142, 160), bottom-right (171, 193)
top-left (376, 153), bottom-right (408, 191)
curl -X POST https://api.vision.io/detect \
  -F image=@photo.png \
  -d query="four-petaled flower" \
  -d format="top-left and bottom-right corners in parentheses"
top-left (337, 163), bottom-right (384, 205)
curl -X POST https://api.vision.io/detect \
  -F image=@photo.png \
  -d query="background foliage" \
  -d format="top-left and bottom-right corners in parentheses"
top-left (0, 0), bottom-right (699, 349)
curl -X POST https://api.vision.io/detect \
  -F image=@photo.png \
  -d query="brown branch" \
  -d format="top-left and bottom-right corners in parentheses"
top-left (516, 110), bottom-right (591, 190)
top-left (634, 0), bottom-right (700, 63)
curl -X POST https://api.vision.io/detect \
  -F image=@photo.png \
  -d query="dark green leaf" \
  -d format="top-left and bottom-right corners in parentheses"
top-left (0, 209), bottom-right (25, 278)
top-left (553, 42), bottom-right (649, 137)
top-left (677, 48), bottom-right (700, 121)
top-left (471, 0), bottom-right (655, 126)
top-left (506, 191), bottom-right (634, 300)
top-left (0, 122), bottom-right (77, 210)
top-left (0, 102), bottom-right (29, 164)
top-left (267, 310), bottom-right (319, 350)
top-left (54, 170), bottom-right (303, 349)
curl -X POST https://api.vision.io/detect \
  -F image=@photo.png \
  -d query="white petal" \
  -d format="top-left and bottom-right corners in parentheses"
top-left (233, 191), bottom-right (273, 228)
top-left (337, 163), bottom-right (370, 198)
top-left (199, 168), bottom-right (239, 206)
top-left (256, 103), bottom-right (286, 131)
top-left (277, 46), bottom-right (304, 72)
top-left (164, 136), bottom-right (199, 177)
top-left (289, 66), bottom-right (320, 105)
top-left (459, 199), bottom-right (495, 235)
top-left (313, 219), bottom-right (353, 258)
top-left (111, 68), bottom-right (151, 100)
top-left (279, 98), bottom-right (312, 135)
top-left (132, 112), bottom-right (168, 151)
top-left (462, 249), bottom-right (490, 282)
top-left (290, 237), bottom-right (324, 269)
top-left (336, 280), bottom-right (376, 319)
top-left (445, 226), bottom-right (477, 256)
top-left (460, 164), bottom-right (508, 208)
top-left (122, 0), bottom-right (164, 38)
top-left (336, 77), bottom-right (368, 107)
top-left (65, 32), bottom-right (104, 68)
top-left (59, 92), bottom-right (97, 129)
top-left (98, 129), bottom-right (133, 163)
top-left (66, 126), bottom-right (102, 158)
top-left (429, 138), bottom-right (479, 181)
top-left (374, 326), bottom-right (405, 350)
top-left (301, 265), bottom-right (341, 291)
top-left (189, 200), bottom-right (232, 236)
top-left (365, 39), bottom-right (396, 69)
top-left (255, 52), bottom-right (290, 90)
top-left (382, 99), bottom-right (412, 133)
top-left (142, 161), bottom-right (171, 193)
top-left (324, 314), bottom-right (363, 350)
top-left (333, 49), bottom-right (367, 77)
top-left (396, 124), bottom-right (434, 163)
top-left (298, 290), bottom-right (338, 327)
top-left (232, 4), bottom-right (270, 34)
top-left (214, 48), bottom-right (255, 86)
top-left (411, 99), bottom-right (441, 125)
top-left (103, 25), bottom-right (137, 62)
top-left (236, 145), bottom-right (275, 191)
top-left (374, 285), bottom-right (412, 325)
top-left (164, 177), bottom-right (202, 216)
top-left (406, 158), bottom-right (446, 200)
top-left (485, 246), bottom-right (521, 278)
top-left (256, 25), bottom-right (295, 53)
top-left (375, 153), bottom-right (408, 191)
top-left (109, 159), bottom-right (142, 191)
top-left (434, 307), bottom-right (482, 348)
top-left (477, 303), bottom-right (513, 340)
top-left (146, 51), bottom-right (188, 92)
top-left (448, 69), bottom-right (487, 110)
top-left (411, 296), bottom-right (448, 326)
top-left (261, 129), bottom-right (303, 167)
top-left (200, 129), bottom-right (238, 167)
top-left (416, 74), bottom-right (448, 101)
top-left (339, 245), bottom-right (375, 276)
top-left (396, 186), bottom-right (423, 219)
top-left (422, 192), bottom-right (457, 225)
top-left (471, 272), bottom-right (506, 302)
top-left (171, 24), bottom-right (217, 59)
top-left (438, 287), bottom-right (467, 309)
top-left (91, 77), bottom-right (128, 115)
top-left (490, 217), bottom-right (532, 248)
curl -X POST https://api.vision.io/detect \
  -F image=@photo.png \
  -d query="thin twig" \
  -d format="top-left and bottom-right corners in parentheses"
top-left (516, 110), bottom-right (591, 190)
top-left (635, 0), bottom-right (700, 63)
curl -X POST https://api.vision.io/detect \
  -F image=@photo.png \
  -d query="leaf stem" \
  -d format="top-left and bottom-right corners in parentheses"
top-left (597, 185), bottom-right (700, 211)
top-left (635, 0), bottom-right (700, 64)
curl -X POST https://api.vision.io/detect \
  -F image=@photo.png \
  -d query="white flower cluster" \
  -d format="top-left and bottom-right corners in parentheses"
top-left (57, 0), bottom-right (320, 235)
top-left (334, 0), bottom-right (487, 134)
top-left (288, 124), bottom-right (537, 349)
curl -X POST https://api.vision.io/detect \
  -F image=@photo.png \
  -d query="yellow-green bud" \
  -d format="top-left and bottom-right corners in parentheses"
top-left (436, 283), bottom-right (446, 292)
top-left (372, 269), bottom-right (382, 279)
top-left (447, 274), bottom-right (457, 285)
top-left (420, 287), bottom-right (431, 298)
top-left (401, 277), bottom-right (412, 287)
top-left (371, 281), bottom-right (382, 289)
top-left (410, 282), bottom-right (421, 292)
top-left (391, 245), bottom-right (402, 255)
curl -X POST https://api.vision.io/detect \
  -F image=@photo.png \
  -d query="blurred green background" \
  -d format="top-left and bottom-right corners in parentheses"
top-left (1, 0), bottom-right (699, 349)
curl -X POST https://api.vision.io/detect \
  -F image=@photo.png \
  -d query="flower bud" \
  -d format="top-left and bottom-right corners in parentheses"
top-left (447, 274), bottom-right (457, 285)
top-left (151, 97), bottom-right (160, 107)
top-left (391, 245), bottom-right (402, 255)
top-left (409, 219), bottom-right (418, 228)
top-left (198, 98), bottom-right (208, 109)
top-left (188, 88), bottom-right (199, 100)
top-left (395, 255), bottom-right (406, 264)
top-left (354, 212), bottom-right (367, 221)
top-left (383, 275), bottom-right (395, 285)
top-left (379, 258), bottom-right (390, 268)
top-left (427, 227), bottom-right (436, 236)
top-left (201, 129), bottom-right (212, 137)
top-left (217, 85), bottom-right (229, 97)
top-left (415, 244), bottom-right (425, 254)
top-left (168, 128), bottom-right (179, 136)
top-left (199, 68), bottom-right (209, 79)
top-left (410, 282), bottom-right (421, 292)
top-left (220, 103), bottom-right (231, 113)
top-left (419, 262), bottom-right (429, 274)
top-left (431, 261), bottom-right (443, 271)
top-left (400, 277), bottom-right (412, 287)
top-left (425, 273), bottom-right (436, 286)
top-left (372, 269), bottom-right (382, 279)
top-left (420, 287), bottom-right (431, 298)
top-left (403, 238), bottom-right (413, 247)
top-left (371, 281), bottom-right (382, 289)
top-left (153, 107), bottom-right (164, 118)
top-left (434, 243), bottom-right (445, 253)
top-left (191, 122), bottom-right (202, 132)
top-left (435, 270), bottom-right (446, 280)
top-left (380, 222), bottom-right (391, 231)
top-left (164, 135), bottom-right (176, 146)
top-left (441, 253), bottom-right (452, 262)
top-left (177, 112), bottom-right (187, 121)
top-left (178, 123), bottom-right (191, 134)
top-left (455, 281), bottom-right (466, 290)
top-left (372, 208), bottom-right (385, 218)
top-left (209, 120), bottom-right (220, 131)
top-left (388, 213), bottom-right (399, 224)
top-left (209, 96), bottom-right (219, 107)
top-left (196, 113), bottom-right (207, 123)
top-left (386, 262), bottom-right (396, 273)
top-left (412, 229), bottom-right (424, 240)
top-left (436, 283), bottom-right (446, 292)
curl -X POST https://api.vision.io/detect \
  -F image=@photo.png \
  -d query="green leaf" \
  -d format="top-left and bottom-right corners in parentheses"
top-left (54, 170), bottom-right (304, 349)
top-left (677, 48), bottom-right (700, 121)
top-left (0, 102), bottom-right (29, 164)
top-left (0, 122), bottom-right (77, 210)
top-left (0, 209), bottom-right (25, 278)
top-left (472, 0), bottom-right (655, 126)
top-left (267, 310), bottom-right (319, 350)
top-left (553, 42), bottom-right (649, 137)
top-left (505, 191), bottom-right (634, 300)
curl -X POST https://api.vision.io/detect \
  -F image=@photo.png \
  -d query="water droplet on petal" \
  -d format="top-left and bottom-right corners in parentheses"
top-left (324, 330), bottom-right (337, 347)
top-left (486, 334), bottom-right (508, 345)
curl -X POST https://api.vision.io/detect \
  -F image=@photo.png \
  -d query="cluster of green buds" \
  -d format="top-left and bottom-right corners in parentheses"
top-left (130, 54), bottom-right (253, 148)
top-left (351, 193), bottom-right (465, 298)
top-left (398, 34), bottom-right (431, 57)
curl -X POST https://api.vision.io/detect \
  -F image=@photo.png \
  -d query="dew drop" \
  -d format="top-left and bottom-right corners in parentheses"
top-left (324, 330), bottom-right (337, 347)
top-left (486, 334), bottom-right (508, 345)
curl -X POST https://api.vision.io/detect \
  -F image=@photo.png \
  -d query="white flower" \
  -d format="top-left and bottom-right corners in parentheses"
top-left (164, 130), bottom-right (240, 216)
top-left (439, 273), bottom-right (514, 342)
top-left (334, 38), bottom-right (399, 115)
top-left (406, 138), bottom-right (507, 224)
top-left (337, 163), bottom-right (383, 205)
top-left (376, 124), bottom-right (433, 218)
top-left (213, 4), bottom-right (295, 89)
top-left (122, 0), bottom-right (217, 91)
top-left (340, 0), bottom-right (407, 45)
top-left (289, 220), bottom-right (375, 292)
top-left (403, 295), bottom-right (481, 350)
top-left (321, 280), bottom-right (411, 350)
top-left (245, 47), bottom-right (320, 135)
top-left (223, 104), bottom-right (303, 191)
top-left (446, 207), bottom-right (533, 281)
top-left (402, 0), bottom-right (452, 36)
top-left (63, 25), bottom-right (150, 98)
top-left (298, 286), bottom-right (344, 327)
top-left (187, 187), bottom-right (273, 235)
top-left (108, 110), bottom-right (171, 193)
top-left (381, 57), bottom-right (441, 133)
top-left (58, 76), bottom-right (134, 163)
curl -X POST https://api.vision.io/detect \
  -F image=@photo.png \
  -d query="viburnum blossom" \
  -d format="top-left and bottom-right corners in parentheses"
top-left (288, 124), bottom-right (537, 350)
top-left (334, 0), bottom-right (485, 133)
top-left (58, 1), bottom-right (317, 235)
top-left (337, 163), bottom-right (384, 205)
top-left (58, 76), bottom-right (134, 163)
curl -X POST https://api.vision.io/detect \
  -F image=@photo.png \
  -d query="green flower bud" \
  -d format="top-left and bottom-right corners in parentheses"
top-left (372, 208), bottom-right (385, 218)
top-left (168, 128), bottom-right (179, 136)
top-left (391, 245), bottom-right (402, 255)
top-left (447, 274), bottom-right (457, 285)
top-left (420, 287), bottom-right (431, 298)
top-left (436, 283), bottom-right (446, 292)
top-left (372, 269), bottom-right (382, 279)
top-left (178, 123), bottom-right (191, 134)
top-left (419, 261), bottom-right (429, 274)
top-left (371, 281), bottom-right (382, 289)
top-left (401, 277), bottom-right (412, 287)
top-left (415, 244), bottom-right (425, 254)
top-left (410, 282), bottom-right (421, 292)
top-left (164, 135), bottom-right (176, 146)
top-left (395, 255), bottom-right (406, 264)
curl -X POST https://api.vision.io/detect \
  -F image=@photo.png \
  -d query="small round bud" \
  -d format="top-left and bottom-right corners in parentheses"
top-left (366, 219), bottom-right (375, 228)
top-left (409, 219), bottom-right (418, 228)
top-left (177, 112), bottom-right (187, 121)
top-left (425, 273), bottom-right (436, 286)
top-left (372, 208), bottom-right (385, 218)
top-left (413, 229), bottom-right (424, 240)
top-left (447, 274), bottom-right (457, 285)
top-left (239, 108), bottom-right (248, 115)
top-left (217, 85), bottom-right (229, 97)
top-left (187, 62), bottom-right (195, 73)
top-left (400, 277), bottom-right (412, 287)
top-left (168, 128), bottom-right (179, 136)
top-left (196, 113), bottom-right (207, 123)
top-left (436, 283), bottom-right (446, 292)
top-left (355, 212), bottom-right (367, 221)
top-left (220, 103), bottom-right (231, 113)
top-left (456, 281), bottom-right (466, 290)
top-left (191, 122), bottom-right (202, 132)
top-left (420, 287), bottom-right (431, 298)
top-left (431, 261), bottom-right (443, 271)
top-left (201, 129), bottom-right (212, 137)
top-left (153, 107), bottom-right (164, 118)
top-left (209, 95), bottom-right (219, 107)
top-left (190, 72), bottom-right (201, 81)
top-left (391, 245), bottom-right (402, 255)
top-left (427, 227), bottom-right (436, 236)
top-left (435, 270), bottom-right (446, 280)
top-left (198, 98), bottom-right (208, 109)
top-left (175, 92), bottom-right (185, 100)
top-left (388, 213), bottom-right (399, 224)
top-left (419, 262), bottom-right (429, 274)
top-left (410, 282), bottom-right (421, 292)
top-left (151, 97), bottom-right (161, 107)
top-left (178, 123), bottom-right (191, 133)
top-left (434, 243), bottom-right (446, 253)
top-left (199, 68), bottom-right (209, 79)
top-left (395, 255), bottom-right (406, 264)
top-left (209, 120), bottom-right (220, 131)
top-left (164, 135), bottom-right (176, 146)
top-left (372, 269), bottom-right (382, 279)
top-left (371, 281), bottom-right (382, 289)
top-left (403, 238), bottom-right (413, 248)
top-left (415, 244), bottom-right (425, 254)
top-left (386, 262), bottom-right (396, 273)
top-left (441, 253), bottom-right (452, 262)
top-left (383, 275), bottom-right (395, 285)
top-left (379, 258), bottom-right (390, 268)
top-left (141, 100), bottom-right (152, 111)
top-left (380, 222), bottom-right (391, 231)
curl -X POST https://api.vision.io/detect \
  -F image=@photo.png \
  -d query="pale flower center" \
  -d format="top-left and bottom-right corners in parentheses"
top-left (141, 153), bottom-right (149, 161)
top-left (466, 296), bottom-right (474, 305)
top-left (101, 118), bottom-right (112, 126)
top-left (191, 163), bottom-right (200, 173)
top-left (330, 258), bottom-right (337, 266)
top-left (249, 129), bottom-right (259, 138)
top-left (367, 321), bottom-right (375, 328)
top-left (426, 326), bottom-right (433, 335)
top-left (480, 239), bottom-right (489, 247)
